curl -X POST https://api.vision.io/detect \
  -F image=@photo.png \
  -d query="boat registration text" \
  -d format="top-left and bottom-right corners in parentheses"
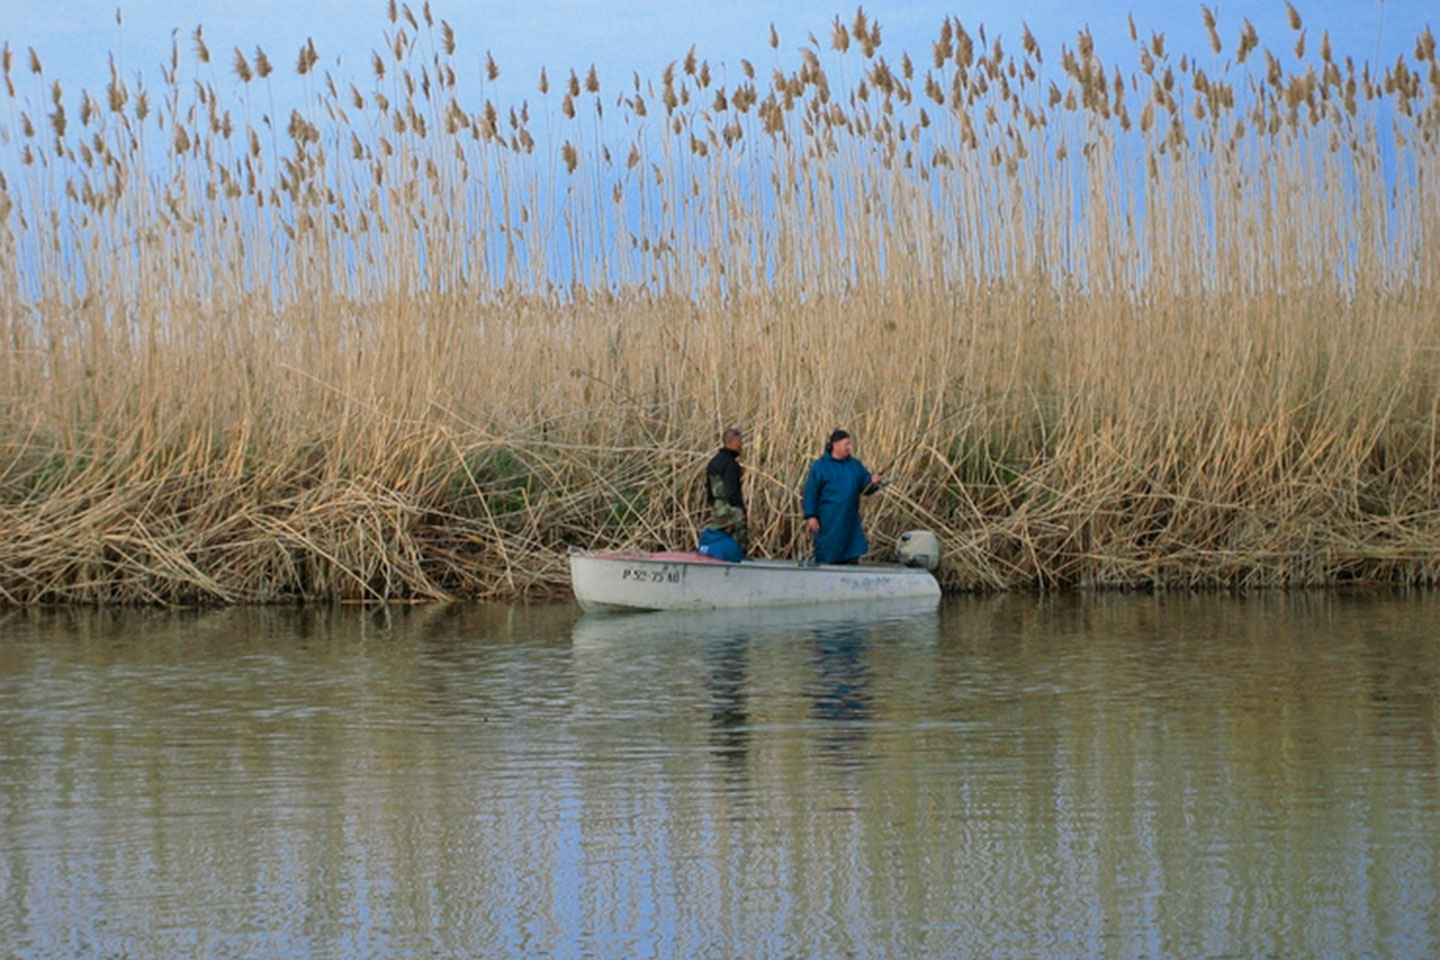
top-left (619, 564), bottom-right (686, 585)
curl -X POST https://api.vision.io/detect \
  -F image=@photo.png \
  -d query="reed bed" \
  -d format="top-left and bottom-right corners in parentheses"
top-left (1, 4), bottom-right (1438, 603)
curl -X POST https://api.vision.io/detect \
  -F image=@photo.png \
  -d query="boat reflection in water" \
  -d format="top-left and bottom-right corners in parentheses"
top-left (569, 596), bottom-right (942, 645)
top-left (570, 598), bottom-right (942, 780)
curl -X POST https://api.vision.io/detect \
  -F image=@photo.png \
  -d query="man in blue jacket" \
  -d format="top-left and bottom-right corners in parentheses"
top-left (802, 429), bottom-right (886, 565)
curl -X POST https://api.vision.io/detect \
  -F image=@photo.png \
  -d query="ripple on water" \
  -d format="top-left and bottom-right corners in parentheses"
top-left (0, 595), bottom-right (1436, 958)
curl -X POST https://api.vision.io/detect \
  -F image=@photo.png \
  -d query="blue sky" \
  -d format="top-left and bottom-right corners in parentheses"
top-left (2, 1), bottom-right (1432, 120)
top-left (2, 0), bottom-right (1431, 294)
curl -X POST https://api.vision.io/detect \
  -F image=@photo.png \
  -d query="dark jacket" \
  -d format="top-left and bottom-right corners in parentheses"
top-left (705, 447), bottom-right (745, 511)
top-left (802, 452), bottom-right (875, 564)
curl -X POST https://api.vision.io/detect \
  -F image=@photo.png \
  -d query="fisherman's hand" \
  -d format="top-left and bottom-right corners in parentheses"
top-left (806, 517), bottom-right (820, 534)
top-left (871, 474), bottom-right (889, 488)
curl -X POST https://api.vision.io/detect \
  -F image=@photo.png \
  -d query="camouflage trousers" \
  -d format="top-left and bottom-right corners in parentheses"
top-left (706, 478), bottom-right (748, 553)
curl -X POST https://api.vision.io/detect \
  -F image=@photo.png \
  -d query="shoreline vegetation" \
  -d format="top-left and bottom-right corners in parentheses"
top-left (2, 4), bottom-right (1438, 604)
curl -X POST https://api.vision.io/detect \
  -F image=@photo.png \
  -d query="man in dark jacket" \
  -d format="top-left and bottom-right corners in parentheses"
top-left (803, 429), bottom-right (885, 564)
top-left (700, 427), bottom-right (747, 559)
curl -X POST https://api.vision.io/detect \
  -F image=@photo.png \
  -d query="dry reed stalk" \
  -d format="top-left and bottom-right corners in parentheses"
top-left (0, 7), bottom-right (1437, 602)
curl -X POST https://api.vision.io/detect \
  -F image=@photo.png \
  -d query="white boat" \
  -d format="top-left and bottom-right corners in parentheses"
top-left (568, 548), bottom-right (942, 612)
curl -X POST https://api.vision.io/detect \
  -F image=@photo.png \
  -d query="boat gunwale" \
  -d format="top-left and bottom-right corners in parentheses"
top-left (569, 551), bottom-right (936, 576)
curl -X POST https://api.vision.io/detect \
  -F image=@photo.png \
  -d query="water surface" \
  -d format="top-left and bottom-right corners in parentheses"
top-left (1, 593), bottom-right (1437, 957)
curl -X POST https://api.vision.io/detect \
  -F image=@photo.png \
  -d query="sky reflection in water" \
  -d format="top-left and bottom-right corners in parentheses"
top-left (0, 593), bottom-right (1436, 957)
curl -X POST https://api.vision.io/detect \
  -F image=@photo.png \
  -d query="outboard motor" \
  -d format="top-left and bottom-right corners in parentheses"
top-left (894, 530), bottom-right (941, 571)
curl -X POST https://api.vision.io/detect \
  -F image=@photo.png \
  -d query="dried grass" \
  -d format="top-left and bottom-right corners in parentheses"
top-left (1, 8), bottom-right (1438, 602)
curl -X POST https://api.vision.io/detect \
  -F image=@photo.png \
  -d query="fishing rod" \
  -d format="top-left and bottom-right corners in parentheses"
top-left (865, 455), bottom-right (898, 493)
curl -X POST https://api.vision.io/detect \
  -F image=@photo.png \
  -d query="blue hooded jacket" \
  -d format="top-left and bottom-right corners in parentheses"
top-left (802, 452), bottom-right (875, 564)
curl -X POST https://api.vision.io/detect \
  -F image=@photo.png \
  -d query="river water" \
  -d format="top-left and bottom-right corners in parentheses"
top-left (1, 593), bottom-right (1436, 958)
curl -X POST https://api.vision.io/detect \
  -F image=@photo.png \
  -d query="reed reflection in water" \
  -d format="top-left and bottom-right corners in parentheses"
top-left (0, 593), bottom-right (1436, 957)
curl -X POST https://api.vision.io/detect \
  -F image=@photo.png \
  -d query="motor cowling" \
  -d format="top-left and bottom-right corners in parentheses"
top-left (895, 530), bottom-right (941, 571)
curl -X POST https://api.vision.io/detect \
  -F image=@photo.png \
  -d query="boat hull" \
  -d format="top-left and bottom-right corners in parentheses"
top-left (568, 551), bottom-right (941, 612)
